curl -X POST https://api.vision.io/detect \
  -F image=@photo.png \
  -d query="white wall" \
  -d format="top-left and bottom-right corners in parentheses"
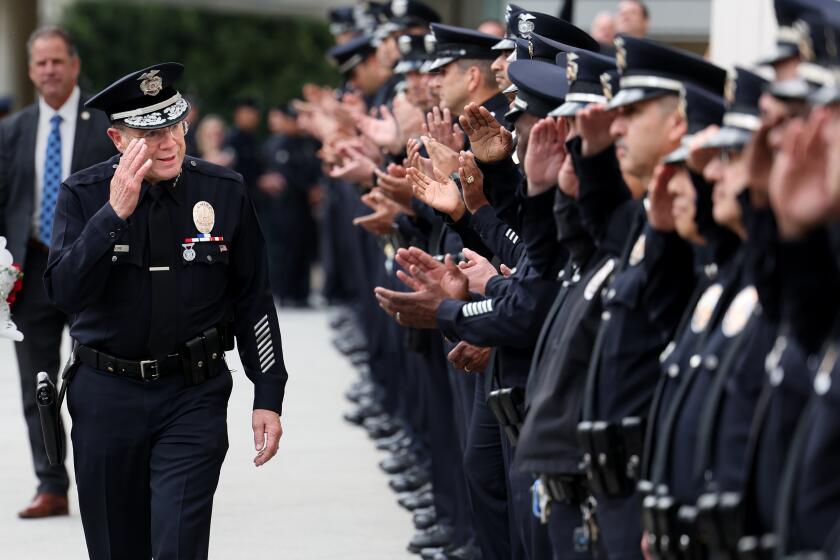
top-left (709, 0), bottom-right (776, 69)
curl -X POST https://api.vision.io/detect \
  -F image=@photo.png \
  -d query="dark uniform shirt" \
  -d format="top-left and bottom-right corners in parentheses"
top-left (44, 155), bottom-right (288, 413)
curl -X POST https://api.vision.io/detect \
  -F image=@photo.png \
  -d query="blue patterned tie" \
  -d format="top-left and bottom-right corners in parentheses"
top-left (39, 114), bottom-right (63, 246)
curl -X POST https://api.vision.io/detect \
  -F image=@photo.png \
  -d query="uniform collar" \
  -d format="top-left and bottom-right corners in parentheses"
top-left (138, 168), bottom-right (185, 207)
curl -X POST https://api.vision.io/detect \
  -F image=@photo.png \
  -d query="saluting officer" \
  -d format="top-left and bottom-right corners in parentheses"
top-left (43, 62), bottom-right (289, 560)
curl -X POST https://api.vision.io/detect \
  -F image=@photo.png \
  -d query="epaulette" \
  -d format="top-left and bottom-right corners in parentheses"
top-left (64, 155), bottom-right (121, 187)
top-left (183, 156), bottom-right (244, 184)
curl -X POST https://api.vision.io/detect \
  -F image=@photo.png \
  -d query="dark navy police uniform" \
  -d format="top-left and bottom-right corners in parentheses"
top-left (43, 63), bottom-right (288, 560)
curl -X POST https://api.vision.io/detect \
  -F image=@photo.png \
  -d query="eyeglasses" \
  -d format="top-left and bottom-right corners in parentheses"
top-left (122, 121), bottom-right (188, 144)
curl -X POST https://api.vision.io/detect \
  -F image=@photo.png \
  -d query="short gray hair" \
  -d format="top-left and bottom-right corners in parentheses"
top-left (27, 25), bottom-right (78, 61)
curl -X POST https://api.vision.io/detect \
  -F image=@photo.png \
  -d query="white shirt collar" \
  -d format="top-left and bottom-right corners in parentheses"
top-left (38, 85), bottom-right (80, 123)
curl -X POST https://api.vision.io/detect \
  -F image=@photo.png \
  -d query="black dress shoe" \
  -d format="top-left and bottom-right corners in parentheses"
top-left (366, 418), bottom-right (402, 439)
top-left (398, 489), bottom-right (434, 511)
top-left (342, 401), bottom-right (384, 425)
top-left (413, 508), bottom-right (437, 530)
top-left (375, 430), bottom-right (412, 450)
top-left (408, 525), bottom-right (454, 554)
top-left (379, 450), bottom-right (418, 475)
top-left (390, 466), bottom-right (431, 493)
top-left (433, 543), bottom-right (482, 560)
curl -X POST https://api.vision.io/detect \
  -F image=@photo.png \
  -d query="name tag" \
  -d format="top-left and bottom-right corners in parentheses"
top-left (114, 244), bottom-right (130, 253)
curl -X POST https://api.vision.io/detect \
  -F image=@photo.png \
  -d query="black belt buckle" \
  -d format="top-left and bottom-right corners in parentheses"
top-left (140, 359), bottom-right (160, 381)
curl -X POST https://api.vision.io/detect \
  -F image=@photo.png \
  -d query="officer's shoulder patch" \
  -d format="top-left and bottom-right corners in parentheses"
top-left (185, 157), bottom-right (244, 184)
top-left (584, 258), bottom-right (615, 301)
top-left (690, 283), bottom-right (723, 334)
top-left (64, 157), bottom-right (119, 187)
top-left (721, 285), bottom-right (758, 338)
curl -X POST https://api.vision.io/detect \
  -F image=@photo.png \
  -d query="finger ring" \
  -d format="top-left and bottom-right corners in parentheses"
top-left (464, 366), bottom-right (471, 373)
top-left (396, 311), bottom-right (402, 323)
top-left (466, 176), bottom-right (475, 184)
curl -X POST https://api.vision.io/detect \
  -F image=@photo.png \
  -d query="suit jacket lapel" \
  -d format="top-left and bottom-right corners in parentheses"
top-left (19, 105), bottom-right (38, 195)
top-left (71, 94), bottom-right (91, 173)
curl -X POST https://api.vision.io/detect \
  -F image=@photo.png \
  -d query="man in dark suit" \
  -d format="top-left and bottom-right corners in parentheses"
top-left (0, 25), bottom-right (115, 518)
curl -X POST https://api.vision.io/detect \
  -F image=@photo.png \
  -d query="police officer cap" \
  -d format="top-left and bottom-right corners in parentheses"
top-left (382, 0), bottom-right (441, 29)
top-left (703, 67), bottom-right (769, 150)
top-left (394, 33), bottom-right (434, 74)
top-left (549, 48), bottom-right (618, 117)
top-left (770, 2), bottom-right (840, 101)
top-left (328, 34), bottom-right (376, 75)
top-left (427, 24), bottom-right (500, 72)
top-left (85, 62), bottom-right (190, 130)
top-left (607, 35), bottom-right (727, 111)
top-left (329, 6), bottom-right (357, 36)
top-left (493, 4), bottom-right (527, 51)
top-left (352, 1), bottom-right (387, 36)
top-left (758, 0), bottom-right (823, 66)
top-left (663, 84), bottom-right (726, 164)
top-left (505, 60), bottom-right (569, 122)
top-left (514, 10), bottom-right (599, 54)
top-left (513, 35), bottom-right (565, 64)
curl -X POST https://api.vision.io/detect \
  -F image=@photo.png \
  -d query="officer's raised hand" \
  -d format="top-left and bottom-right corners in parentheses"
top-left (458, 102), bottom-right (513, 163)
top-left (110, 138), bottom-right (152, 220)
top-left (524, 117), bottom-right (568, 196)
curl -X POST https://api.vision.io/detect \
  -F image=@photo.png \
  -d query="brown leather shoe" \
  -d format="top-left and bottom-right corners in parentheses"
top-left (17, 492), bottom-right (69, 519)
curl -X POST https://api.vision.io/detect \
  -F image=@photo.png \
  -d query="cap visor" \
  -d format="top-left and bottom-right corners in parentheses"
top-left (548, 101), bottom-right (586, 117)
top-left (428, 57), bottom-right (455, 72)
top-left (768, 78), bottom-right (814, 101)
top-left (808, 83), bottom-right (840, 106)
top-left (120, 99), bottom-right (191, 130)
top-left (504, 107), bottom-right (523, 122)
top-left (606, 88), bottom-right (667, 111)
top-left (492, 38), bottom-right (516, 51)
top-left (701, 127), bottom-right (752, 150)
top-left (502, 83), bottom-right (519, 95)
top-left (756, 45), bottom-right (799, 67)
top-left (663, 146), bottom-right (688, 165)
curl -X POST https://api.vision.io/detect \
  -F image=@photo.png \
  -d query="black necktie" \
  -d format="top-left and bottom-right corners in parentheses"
top-left (147, 183), bottom-right (176, 359)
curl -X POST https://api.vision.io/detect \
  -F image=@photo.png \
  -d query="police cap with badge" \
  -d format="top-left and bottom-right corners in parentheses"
top-left (759, 0), bottom-right (808, 66)
top-left (327, 34), bottom-right (376, 75)
top-left (427, 23), bottom-right (500, 72)
top-left (546, 44), bottom-right (617, 117)
top-left (394, 33), bottom-right (435, 74)
top-left (505, 59), bottom-right (569, 122)
top-left (768, 0), bottom-right (840, 101)
top-left (380, 0), bottom-right (441, 33)
top-left (702, 67), bottom-right (769, 151)
top-left (606, 35), bottom-right (727, 111)
top-left (328, 6), bottom-right (357, 37)
top-left (85, 62), bottom-right (190, 130)
top-left (493, 3), bottom-right (527, 51)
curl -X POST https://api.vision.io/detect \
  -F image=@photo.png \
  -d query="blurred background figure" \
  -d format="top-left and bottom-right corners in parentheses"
top-left (0, 95), bottom-right (13, 119)
top-left (259, 104), bottom-right (322, 307)
top-left (477, 18), bottom-right (505, 37)
top-left (615, 0), bottom-right (650, 38)
top-left (590, 10), bottom-right (616, 46)
top-left (195, 114), bottom-right (234, 167)
top-left (224, 97), bottom-right (264, 195)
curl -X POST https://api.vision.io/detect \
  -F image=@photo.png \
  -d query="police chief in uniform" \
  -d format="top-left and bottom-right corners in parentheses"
top-left (43, 62), bottom-right (289, 560)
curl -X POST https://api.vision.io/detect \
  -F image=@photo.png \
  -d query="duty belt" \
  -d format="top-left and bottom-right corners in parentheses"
top-left (77, 326), bottom-right (232, 383)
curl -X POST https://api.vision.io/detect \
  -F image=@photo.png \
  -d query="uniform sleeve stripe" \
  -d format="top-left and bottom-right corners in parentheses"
top-left (261, 357), bottom-right (276, 374)
top-left (257, 336), bottom-right (272, 352)
top-left (258, 342), bottom-right (273, 359)
top-left (254, 314), bottom-right (269, 331)
top-left (255, 322), bottom-right (270, 339)
top-left (260, 350), bottom-right (275, 368)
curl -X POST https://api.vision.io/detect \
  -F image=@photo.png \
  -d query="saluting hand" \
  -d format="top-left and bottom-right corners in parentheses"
top-left (458, 103), bottom-right (514, 163)
top-left (110, 138), bottom-right (152, 220)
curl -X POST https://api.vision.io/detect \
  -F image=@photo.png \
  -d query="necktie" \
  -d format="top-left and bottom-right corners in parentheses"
top-left (39, 114), bottom-right (63, 245)
top-left (147, 183), bottom-right (177, 359)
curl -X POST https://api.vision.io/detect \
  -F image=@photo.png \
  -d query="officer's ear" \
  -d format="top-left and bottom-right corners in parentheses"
top-left (106, 127), bottom-right (127, 153)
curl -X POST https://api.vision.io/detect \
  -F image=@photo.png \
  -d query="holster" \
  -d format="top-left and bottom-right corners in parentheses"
top-left (736, 535), bottom-right (777, 560)
top-left (695, 491), bottom-right (743, 556)
top-left (37, 342), bottom-right (80, 466)
top-left (577, 417), bottom-right (646, 499)
top-left (181, 327), bottom-right (226, 387)
top-left (541, 473), bottom-right (589, 506)
top-left (487, 387), bottom-right (525, 446)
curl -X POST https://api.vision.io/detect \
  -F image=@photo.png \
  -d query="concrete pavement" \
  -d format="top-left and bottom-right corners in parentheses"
top-left (0, 308), bottom-right (417, 559)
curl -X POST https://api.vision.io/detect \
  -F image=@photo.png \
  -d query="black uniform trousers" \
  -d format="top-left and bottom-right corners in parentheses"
top-left (68, 363), bottom-right (232, 560)
top-left (13, 244), bottom-right (70, 496)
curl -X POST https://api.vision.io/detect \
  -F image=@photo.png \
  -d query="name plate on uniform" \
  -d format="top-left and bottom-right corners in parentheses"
top-left (114, 245), bottom-right (130, 253)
